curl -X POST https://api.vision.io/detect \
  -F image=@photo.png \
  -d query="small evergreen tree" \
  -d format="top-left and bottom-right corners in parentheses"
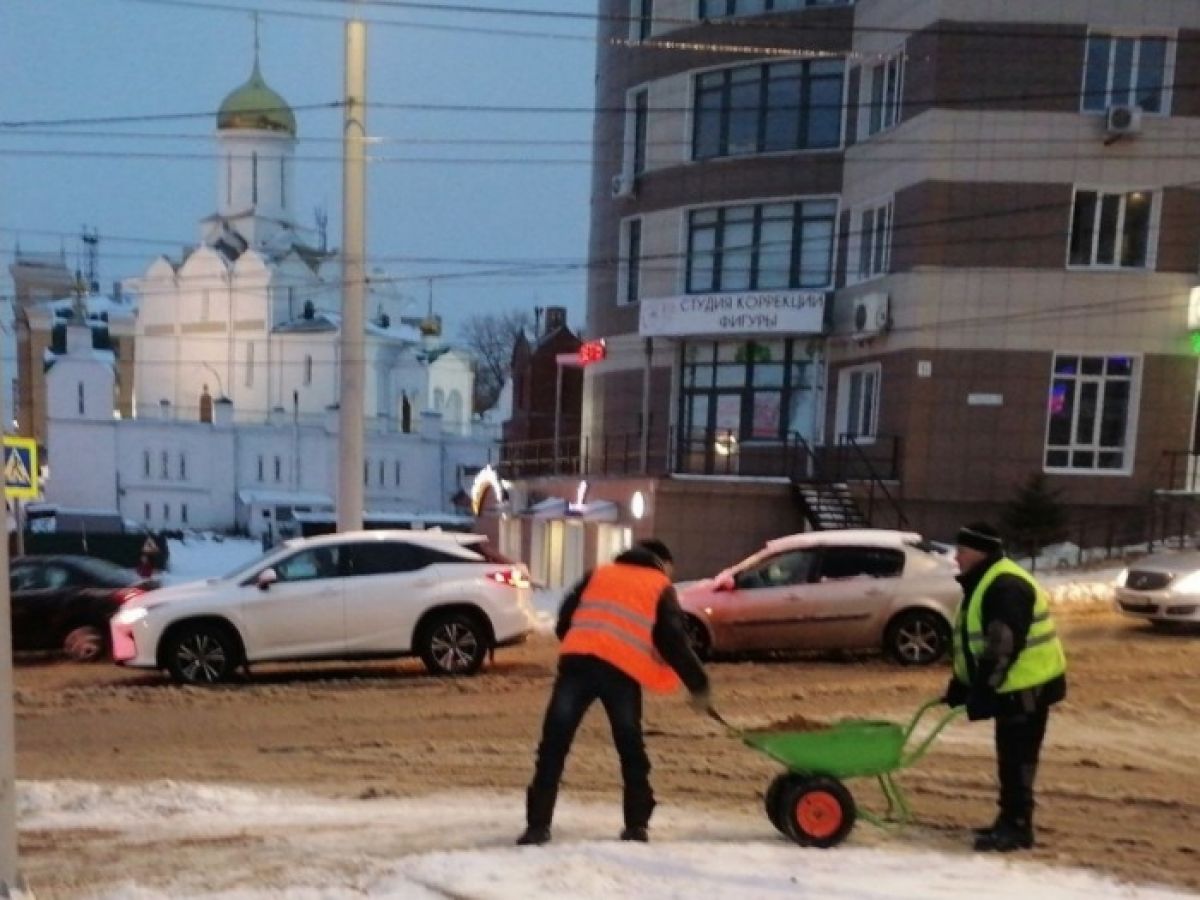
top-left (1002, 473), bottom-right (1069, 552)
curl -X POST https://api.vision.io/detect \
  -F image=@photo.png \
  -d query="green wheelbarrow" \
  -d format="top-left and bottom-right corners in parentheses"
top-left (711, 698), bottom-right (963, 848)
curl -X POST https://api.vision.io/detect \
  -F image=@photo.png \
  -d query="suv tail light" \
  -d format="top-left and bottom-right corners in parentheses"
top-left (114, 587), bottom-right (146, 606)
top-left (487, 568), bottom-right (530, 589)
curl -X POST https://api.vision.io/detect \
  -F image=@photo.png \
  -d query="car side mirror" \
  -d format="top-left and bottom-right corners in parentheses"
top-left (256, 568), bottom-right (279, 591)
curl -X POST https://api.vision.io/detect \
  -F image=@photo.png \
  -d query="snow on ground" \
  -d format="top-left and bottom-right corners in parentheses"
top-left (18, 781), bottom-right (1193, 900)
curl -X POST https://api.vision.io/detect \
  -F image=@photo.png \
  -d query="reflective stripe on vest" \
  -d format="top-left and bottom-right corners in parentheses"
top-left (559, 562), bottom-right (682, 694)
top-left (952, 557), bottom-right (1067, 693)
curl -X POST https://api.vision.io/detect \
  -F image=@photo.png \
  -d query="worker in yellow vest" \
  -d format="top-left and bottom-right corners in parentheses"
top-left (943, 522), bottom-right (1067, 853)
top-left (517, 539), bottom-right (710, 846)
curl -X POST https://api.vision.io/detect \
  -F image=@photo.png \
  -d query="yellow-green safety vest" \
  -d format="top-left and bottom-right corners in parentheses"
top-left (952, 558), bottom-right (1067, 693)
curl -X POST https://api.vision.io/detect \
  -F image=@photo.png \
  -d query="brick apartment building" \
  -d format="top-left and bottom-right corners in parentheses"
top-left (484, 0), bottom-right (1200, 582)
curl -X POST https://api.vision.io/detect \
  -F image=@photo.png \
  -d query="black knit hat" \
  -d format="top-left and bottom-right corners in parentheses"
top-left (637, 538), bottom-right (674, 564)
top-left (956, 521), bottom-right (1003, 554)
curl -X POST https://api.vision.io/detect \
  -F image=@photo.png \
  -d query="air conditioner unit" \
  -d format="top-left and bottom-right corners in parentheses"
top-left (611, 173), bottom-right (635, 198)
top-left (1105, 104), bottom-right (1143, 137)
top-left (852, 293), bottom-right (890, 339)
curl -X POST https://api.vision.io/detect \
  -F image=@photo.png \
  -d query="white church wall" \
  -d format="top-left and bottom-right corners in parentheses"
top-left (115, 422), bottom-right (236, 531)
top-left (44, 420), bottom-right (119, 512)
top-left (217, 130), bottom-right (295, 228)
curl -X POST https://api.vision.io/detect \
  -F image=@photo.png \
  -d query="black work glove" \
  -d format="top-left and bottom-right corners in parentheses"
top-left (965, 687), bottom-right (997, 722)
top-left (941, 678), bottom-right (968, 708)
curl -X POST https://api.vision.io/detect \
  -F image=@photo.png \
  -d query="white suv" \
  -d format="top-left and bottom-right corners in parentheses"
top-left (111, 530), bottom-right (536, 685)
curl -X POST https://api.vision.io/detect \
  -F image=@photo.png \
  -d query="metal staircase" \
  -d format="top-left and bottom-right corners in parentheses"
top-left (792, 481), bottom-right (870, 531)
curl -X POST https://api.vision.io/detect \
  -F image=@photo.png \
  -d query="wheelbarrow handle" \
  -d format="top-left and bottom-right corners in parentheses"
top-left (899, 696), bottom-right (964, 768)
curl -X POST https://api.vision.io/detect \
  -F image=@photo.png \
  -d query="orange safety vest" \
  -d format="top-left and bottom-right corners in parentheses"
top-left (559, 562), bottom-right (682, 694)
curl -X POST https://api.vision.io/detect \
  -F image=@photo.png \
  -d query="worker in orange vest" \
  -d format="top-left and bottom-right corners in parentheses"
top-left (517, 539), bottom-right (710, 846)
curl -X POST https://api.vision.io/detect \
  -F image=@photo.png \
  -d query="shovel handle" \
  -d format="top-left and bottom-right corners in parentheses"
top-left (706, 705), bottom-right (741, 737)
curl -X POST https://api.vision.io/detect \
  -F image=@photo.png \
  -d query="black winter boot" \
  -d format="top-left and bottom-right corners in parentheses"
top-left (517, 785), bottom-right (558, 847)
top-left (972, 815), bottom-right (1003, 838)
top-left (973, 817), bottom-right (1034, 852)
top-left (620, 826), bottom-right (649, 842)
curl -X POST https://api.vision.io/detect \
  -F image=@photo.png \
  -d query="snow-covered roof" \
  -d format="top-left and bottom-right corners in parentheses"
top-left (764, 529), bottom-right (925, 553)
top-left (29, 291), bottom-right (137, 322)
top-left (236, 489), bottom-right (333, 507)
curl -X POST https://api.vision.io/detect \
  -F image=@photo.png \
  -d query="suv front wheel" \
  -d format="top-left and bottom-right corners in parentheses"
top-left (418, 612), bottom-right (489, 676)
top-left (884, 609), bottom-right (951, 666)
top-left (163, 622), bottom-right (241, 685)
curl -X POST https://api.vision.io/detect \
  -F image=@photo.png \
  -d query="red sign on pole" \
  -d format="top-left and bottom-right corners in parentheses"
top-left (578, 339), bottom-right (607, 366)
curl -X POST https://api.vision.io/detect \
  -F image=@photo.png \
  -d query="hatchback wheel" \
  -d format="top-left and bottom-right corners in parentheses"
top-left (884, 609), bottom-right (951, 666)
top-left (419, 613), bottom-right (489, 676)
top-left (163, 624), bottom-right (240, 685)
top-left (683, 615), bottom-right (713, 660)
top-left (63, 624), bottom-right (107, 663)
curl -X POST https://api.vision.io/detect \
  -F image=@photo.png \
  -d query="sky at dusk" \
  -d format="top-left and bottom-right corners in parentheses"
top-left (0, 0), bottom-right (596, 343)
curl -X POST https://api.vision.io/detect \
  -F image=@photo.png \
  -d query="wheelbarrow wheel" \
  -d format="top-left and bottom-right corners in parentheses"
top-left (764, 772), bottom-right (797, 836)
top-left (781, 776), bottom-right (857, 848)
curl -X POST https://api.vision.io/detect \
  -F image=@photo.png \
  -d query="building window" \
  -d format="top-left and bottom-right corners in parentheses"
top-left (280, 156), bottom-right (286, 205)
top-left (1045, 354), bottom-right (1137, 472)
top-left (693, 59), bottom-right (844, 159)
top-left (179, 454), bottom-right (187, 481)
top-left (631, 88), bottom-right (648, 176)
top-left (620, 218), bottom-right (642, 305)
top-left (181, 503), bottom-right (189, 524)
top-left (257, 454), bottom-right (265, 482)
top-left (1068, 189), bottom-right (1155, 269)
top-left (245, 342), bottom-right (255, 387)
top-left (677, 339), bottom-right (819, 451)
top-left (700, 0), bottom-right (848, 15)
top-left (163, 503), bottom-right (170, 522)
top-left (854, 198), bottom-right (893, 282)
top-left (632, 0), bottom-right (653, 41)
top-left (394, 460), bottom-right (401, 486)
top-left (77, 382), bottom-right (85, 416)
top-left (143, 450), bottom-right (151, 478)
top-left (304, 355), bottom-right (313, 386)
top-left (1082, 33), bottom-right (1171, 114)
top-left (378, 460), bottom-right (385, 485)
top-left (226, 154), bottom-right (232, 204)
top-left (363, 460), bottom-right (370, 485)
top-left (862, 47), bottom-right (905, 137)
top-left (160, 450), bottom-right (169, 480)
top-left (287, 286), bottom-right (296, 319)
top-left (274, 455), bottom-right (282, 483)
top-left (687, 199), bottom-right (837, 293)
top-left (252, 151), bottom-right (258, 204)
top-left (144, 502), bottom-right (151, 521)
top-left (836, 363), bottom-right (880, 442)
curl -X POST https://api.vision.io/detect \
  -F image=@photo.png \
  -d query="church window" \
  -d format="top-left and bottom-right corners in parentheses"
top-left (143, 450), bottom-right (151, 478)
top-left (252, 151), bottom-right (259, 204)
top-left (434, 388), bottom-right (445, 411)
top-left (245, 343), bottom-right (255, 387)
top-left (143, 502), bottom-right (151, 521)
top-left (363, 460), bottom-right (369, 485)
top-left (378, 460), bottom-right (385, 485)
top-left (401, 395), bottom-right (412, 433)
top-left (257, 454), bottom-right (265, 481)
top-left (226, 154), bottom-right (232, 204)
top-left (181, 504), bottom-right (189, 525)
top-left (161, 450), bottom-right (169, 480)
top-left (304, 354), bottom-right (313, 386)
top-left (77, 382), bottom-right (85, 416)
top-left (280, 157), bottom-right (286, 205)
top-left (201, 290), bottom-right (210, 322)
top-left (163, 503), bottom-right (170, 522)
top-left (274, 455), bottom-right (282, 483)
top-left (394, 461), bottom-right (401, 486)
top-left (288, 287), bottom-right (296, 319)
top-left (179, 454), bottom-right (188, 480)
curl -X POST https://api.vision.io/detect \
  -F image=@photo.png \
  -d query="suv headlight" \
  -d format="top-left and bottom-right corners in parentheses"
top-left (1115, 568), bottom-right (1129, 587)
top-left (1172, 571), bottom-right (1200, 595)
top-left (113, 606), bottom-right (150, 626)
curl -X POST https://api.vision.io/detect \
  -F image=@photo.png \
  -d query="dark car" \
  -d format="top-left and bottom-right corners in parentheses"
top-left (10, 555), bottom-right (154, 662)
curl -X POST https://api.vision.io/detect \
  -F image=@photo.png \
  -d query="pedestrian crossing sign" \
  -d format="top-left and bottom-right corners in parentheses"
top-left (4, 436), bottom-right (39, 500)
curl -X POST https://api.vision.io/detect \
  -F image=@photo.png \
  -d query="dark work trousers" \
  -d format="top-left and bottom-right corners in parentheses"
top-left (994, 704), bottom-right (1051, 824)
top-left (527, 655), bottom-right (654, 831)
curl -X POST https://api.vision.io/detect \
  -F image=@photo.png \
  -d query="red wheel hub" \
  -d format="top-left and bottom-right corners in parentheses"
top-left (794, 790), bottom-right (843, 839)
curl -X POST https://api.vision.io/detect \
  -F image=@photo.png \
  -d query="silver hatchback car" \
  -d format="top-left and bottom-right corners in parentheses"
top-left (1115, 552), bottom-right (1200, 627)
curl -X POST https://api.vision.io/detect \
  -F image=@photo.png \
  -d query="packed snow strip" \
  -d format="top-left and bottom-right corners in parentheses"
top-left (18, 781), bottom-right (1190, 900)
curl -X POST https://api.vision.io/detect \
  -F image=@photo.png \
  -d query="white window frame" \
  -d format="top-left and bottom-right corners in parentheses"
top-left (630, 0), bottom-right (654, 43)
top-left (858, 44), bottom-right (905, 139)
top-left (850, 196), bottom-right (894, 284)
top-left (1080, 29), bottom-right (1176, 116)
top-left (1066, 186), bottom-right (1160, 271)
top-left (835, 362), bottom-right (881, 445)
top-left (1043, 353), bottom-right (1140, 476)
top-left (618, 216), bottom-right (643, 306)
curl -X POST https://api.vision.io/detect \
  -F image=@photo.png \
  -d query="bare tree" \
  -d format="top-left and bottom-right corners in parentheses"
top-left (459, 308), bottom-right (533, 414)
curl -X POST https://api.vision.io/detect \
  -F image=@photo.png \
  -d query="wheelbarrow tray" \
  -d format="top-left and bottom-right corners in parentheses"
top-left (742, 719), bottom-right (906, 779)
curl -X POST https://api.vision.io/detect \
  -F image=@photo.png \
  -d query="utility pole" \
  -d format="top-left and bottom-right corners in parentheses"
top-left (337, 5), bottom-right (366, 532)
top-left (0, 339), bottom-right (21, 892)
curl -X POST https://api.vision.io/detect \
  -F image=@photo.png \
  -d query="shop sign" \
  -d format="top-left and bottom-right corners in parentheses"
top-left (639, 290), bottom-right (826, 338)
